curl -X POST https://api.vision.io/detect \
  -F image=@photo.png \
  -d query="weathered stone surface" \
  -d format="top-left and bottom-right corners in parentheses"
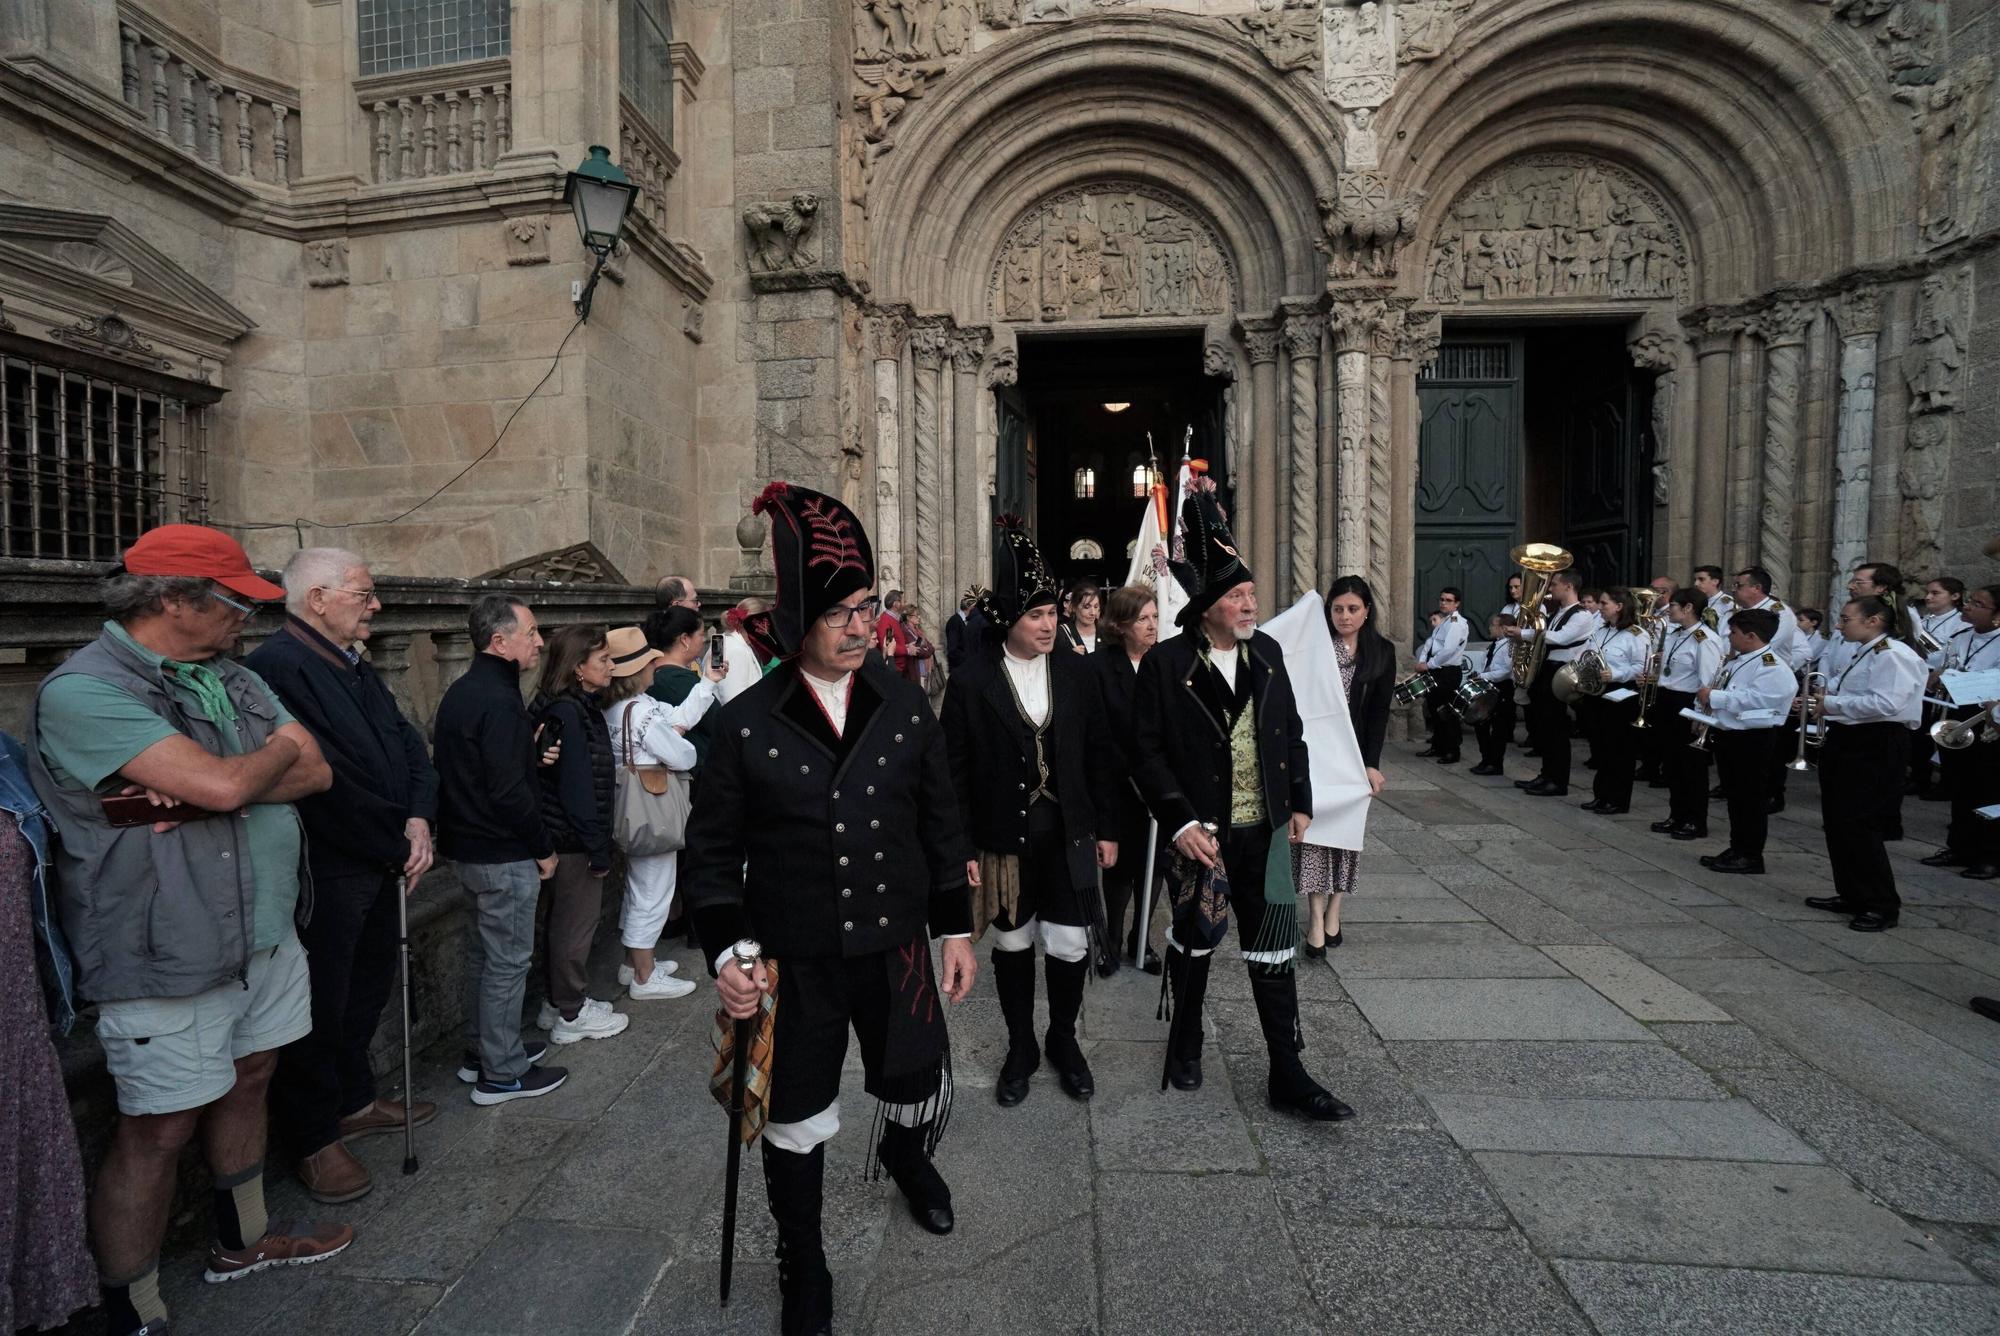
top-left (1428, 1093), bottom-right (1822, 1161)
top-left (1541, 943), bottom-right (1735, 1022)
top-left (1297, 1225), bottom-right (1593, 1334)
top-left (1389, 1039), bottom-right (1727, 1100)
top-left (1554, 1261), bottom-right (2000, 1335)
top-left (1346, 978), bottom-right (1656, 1041)
top-left (1330, 921), bottom-right (1573, 979)
top-left (422, 1219), bottom-right (672, 1335)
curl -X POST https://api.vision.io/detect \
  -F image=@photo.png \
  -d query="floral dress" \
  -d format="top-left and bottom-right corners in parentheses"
top-left (1290, 636), bottom-right (1360, 895)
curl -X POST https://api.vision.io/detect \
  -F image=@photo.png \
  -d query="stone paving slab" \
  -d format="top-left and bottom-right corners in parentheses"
top-left (423, 1219), bottom-right (672, 1336)
top-left (1346, 978), bottom-right (1656, 1041)
top-left (1087, 1038), bottom-right (1261, 1172)
top-left (1428, 1093), bottom-right (1822, 1162)
top-left (1339, 893), bottom-right (1489, 922)
top-left (1819, 967), bottom-right (2000, 1066)
top-left (1478, 1153), bottom-right (1973, 1282)
top-left (1553, 1261), bottom-right (2000, 1336)
top-left (1541, 943), bottom-right (1734, 1022)
top-left (1330, 920), bottom-right (1574, 979)
top-left (1388, 1039), bottom-right (1727, 1100)
top-left (1596, 922), bottom-right (1766, 960)
top-left (1295, 1224), bottom-right (1593, 1334)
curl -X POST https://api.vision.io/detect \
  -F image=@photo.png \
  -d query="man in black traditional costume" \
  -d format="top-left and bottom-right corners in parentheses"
top-left (942, 517), bottom-right (1121, 1106)
top-left (1131, 482), bottom-right (1356, 1122)
top-left (684, 481), bottom-right (977, 1336)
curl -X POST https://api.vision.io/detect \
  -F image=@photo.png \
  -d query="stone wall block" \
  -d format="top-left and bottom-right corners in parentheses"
top-left (770, 103), bottom-right (834, 151)
top-left (756, 356), bottom-right (819, 398)
top-left (734, 66), bottom-right (795, 114)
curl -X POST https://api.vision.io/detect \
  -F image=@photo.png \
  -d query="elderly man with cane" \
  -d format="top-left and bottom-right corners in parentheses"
top-left (684, 481), bottom-right (977, 1336)
top-left (245, 548), bottom-right (441, 1203)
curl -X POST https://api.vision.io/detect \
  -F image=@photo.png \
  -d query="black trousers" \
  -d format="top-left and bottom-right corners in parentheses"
top-left (1423, 666), bottom-right (1464, 756)
top-left (1100, 811), bottom-right (1159, 954)
top-left (272, 866), bottom-right (402, 1156)
top-left (1474, 681), bottom-right (1516, 768)
top-left (1819, 722), bottom-right (1907, 915)
top-left (1942, 720), bottom-right (2000, 859)
top-left (1712, 729), bottom-right (1778, 858)
top-left (1591, 694), bottom-right (1642, 807)
top-left (1657, 689), bottom-right (1709, 829)
top-left (767, 948), bottom-right (944, 1124)
top-left (1527, 661), bottom-right (1570, 785)
top-left (1770, 674), bottom-right (1802, 798)
top-left (992, 803), bottom-right (1087, 931)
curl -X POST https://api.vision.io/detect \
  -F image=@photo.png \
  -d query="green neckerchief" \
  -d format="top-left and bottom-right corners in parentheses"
top-left (167, 658), bottom-right (238, 723)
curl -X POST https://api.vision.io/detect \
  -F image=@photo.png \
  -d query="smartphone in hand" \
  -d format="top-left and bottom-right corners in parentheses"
top-left (708, 632), bottom-right (727, 674)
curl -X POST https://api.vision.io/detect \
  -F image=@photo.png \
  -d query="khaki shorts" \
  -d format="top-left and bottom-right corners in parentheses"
top-left (95, 932), bottom-right (313, 1117)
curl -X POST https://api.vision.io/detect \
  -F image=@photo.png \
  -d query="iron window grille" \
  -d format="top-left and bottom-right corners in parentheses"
top-left (620, 0), bottom-right (675, 141)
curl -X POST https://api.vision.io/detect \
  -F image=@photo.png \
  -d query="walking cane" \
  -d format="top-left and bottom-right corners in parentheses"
top-left (720, 940), bottom-right (762, 1307)
top-left (396, 875), bottom-right (418, 1176)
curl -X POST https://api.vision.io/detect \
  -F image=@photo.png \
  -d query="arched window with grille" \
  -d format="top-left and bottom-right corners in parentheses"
top-left (621, 0), bottom-right (675, 141)
top-left (1072, 465), bottom-right (1095, 500)
top-left (1130, 462), bottom-right (1160, 497)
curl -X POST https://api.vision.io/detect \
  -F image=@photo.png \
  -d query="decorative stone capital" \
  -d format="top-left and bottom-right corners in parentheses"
top-left (1282, 314), bottom-right (1322, 360)
top-left (1628, 330), bottom-right (1684, 374)
top-left (1752, 300), bottom-right (1816, 349)
top-left (909, 323), bottom-right (949, 371)
top-left (1830, 288), bottom-right (1883, 339)
top-left (947, 326), bottom-right (990, 374)
top-left (1393, 308), bottom-right (1441, 364)
top-left (304, 238), bottom-right (349, 287)
top-left (1203, 336), bottom-right (1236, 381)
top-left (865, 312), bottom-right (906, 361)
top-left (1238, 319), bottom-right (1283, 364)
top-left (503, 214), bottom-right (551, 266)
top-left (982, 341), bottom-right (1018, 388)
top-left (1328, 298), bottom-right (1388, 355)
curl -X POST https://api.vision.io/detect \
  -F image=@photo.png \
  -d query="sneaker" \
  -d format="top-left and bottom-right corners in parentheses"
top-left (628, 969), bottom-right (696, 1000)
top-left (203, 1220), bottom-right (354, 1283)
top-left (457, 1041), bottom-right (548, 1084)
top-left (550, 1003), bottom-right (631, 1044)
top-left (470, 1064), bottom-right (570, 1106)
top-left (617, 961), bottom-right (679, 987)
top-left (536, 1001), bottom-right (559, 1031)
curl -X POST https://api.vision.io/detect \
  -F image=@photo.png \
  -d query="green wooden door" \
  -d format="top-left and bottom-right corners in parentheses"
top-left (1414, 339), bottom-right (1522, 643)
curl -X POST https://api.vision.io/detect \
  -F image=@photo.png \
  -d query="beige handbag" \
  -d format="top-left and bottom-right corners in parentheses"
top-left (614, 701), bottom-right (691, 856)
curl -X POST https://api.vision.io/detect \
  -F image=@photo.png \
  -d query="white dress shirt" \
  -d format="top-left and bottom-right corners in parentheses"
top-left (1595, 624), bottom-right (1650, 685)
top-left (605, 696), bottom-right (700, 770)
top-left (1421, 612), bottom-right (1469, 668)
top-left (1791, 629), bottom-right (1828, 674)
top-left (1001, 647), bottom-right (1051, 725)
top-left (1946, 625), bottom-right (2000, 673)
top-left (799, 667), bottom-right (854, 735)
top-left (1821, 635), bottom-right (1925, 728)
top-left (1726, 595), bottom-right (1801, 667)
top-left (1707, 651), bottom-right (1798, 730)
top-left (1921, 610), bottom-right (1969, 668)
top-left (1659, 624), bottom-right (1723, 693)
top-left (1522, 603), bottom-right (1598, 663)
top-left (1476, 637), bottom-right (1513, 684)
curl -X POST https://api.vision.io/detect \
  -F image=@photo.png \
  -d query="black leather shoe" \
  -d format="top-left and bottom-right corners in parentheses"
top-left (1580, 799), bottom-right (1609, 812)
top-left (1804, 895), bottom-right (1861, 915)
top-left (1650, 819), bottom-right (1679, 833)
top-left (1095, 948), bottom-right (1121, 979)
top-left (1525, 780), bottom-right (1569, 797)
top-left (995, 1049), bottom-right (1036, 1107)
top-left (1302, 941), bottom-right (1326, 960)
top-left (1327, 929), bottom-right (1343, 948)
top-left (1435, 753), bottom-right (1460, 765)
top-left (1922, 849), bottom-right (1970, 868)
top-left (1849, 910), bottom-right (1899, 932)
top-left (1971, 997), bottom-right (2000, 1023)
top-left (1514, 776), bottom-right (1546, 790)
top-left (1139, 952), bottom-right (1163, 976)
top-left (1700, 850), bottom-right (1765, 874)
top-left (1469, 763), bottom-right (1502, 776)
top-left (1269, 1081), bottom-right (1356, 1122)
top-left (1670, 824), bottom-right (1707, 841)
top-left (1416, 745), bottom-right (1440, 758)
top-left (1046, 1036), bottom-right (1095, 1102)
top-left (1595, 804), bottom-right (1630, 815)
top-left (877, 1122), bottom-right (954, 1236)
top-left (1961, 864), bottom-right (2000, 881)
top-left (1168, 1055), bottom-right (1203, 1091)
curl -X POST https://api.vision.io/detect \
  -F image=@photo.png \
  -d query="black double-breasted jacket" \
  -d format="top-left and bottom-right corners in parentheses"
top-left (682, 657), bottom-right (972, 963)
top-left (1130, 628), bottom-right (1312, 837)
top-left (1089, 646), bottom-right (1151, 837)
top-left (941, 644), bottom-right (1120, 892)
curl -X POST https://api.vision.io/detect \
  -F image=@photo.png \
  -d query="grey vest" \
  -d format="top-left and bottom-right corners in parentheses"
top-left (26, 632), bottom-right (310, 1003)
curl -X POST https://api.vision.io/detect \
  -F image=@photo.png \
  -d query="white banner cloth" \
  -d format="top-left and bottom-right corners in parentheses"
top-left (1263, 591), bottom-right (1373, 852)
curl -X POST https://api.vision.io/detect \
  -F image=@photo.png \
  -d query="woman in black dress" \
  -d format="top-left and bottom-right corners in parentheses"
top-left (1090, 583), bottom-right (1162, 973)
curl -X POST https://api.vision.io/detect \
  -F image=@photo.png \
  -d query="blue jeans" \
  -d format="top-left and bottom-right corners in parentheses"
top-left (457, 860), bottom-right (541, 1083)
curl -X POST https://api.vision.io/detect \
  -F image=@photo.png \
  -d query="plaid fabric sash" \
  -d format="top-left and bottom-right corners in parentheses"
top-left (709, 959), bottom-right (780, 1146)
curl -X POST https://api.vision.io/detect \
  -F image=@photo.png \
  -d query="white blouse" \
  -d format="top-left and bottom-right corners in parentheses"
top-left (604, 696), bottom-right (699, 770)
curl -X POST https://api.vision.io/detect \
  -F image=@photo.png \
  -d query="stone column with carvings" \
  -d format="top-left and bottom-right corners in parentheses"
top-left (1329, 299), bottom-right (1386, 583)
top-left (1690, 319), bottom-right (1737, 565)
top-left (1282, 311), bottom-right (1323, 601)
top-left (1753, 301), bottom-right (1813, 598)
top-left (1384, 310), bottom-right (1437, 638)
top-left (1628, 330), bottom-right (1685, 575)
top-left (1240, 320), bottom-right (1283, 586)
top-left (1826, 289), bottom-right (1881, 610)
top-left (1366, 308), bottom-right (1403, 598)
top-left (867, 313), bottom-right (907, 593)
top-left (909, 323), bottom-right (948, 624)
top-left (948, 327), bottom-right (989, 612)
top-left (977, 340), bottom-right (1019, 593)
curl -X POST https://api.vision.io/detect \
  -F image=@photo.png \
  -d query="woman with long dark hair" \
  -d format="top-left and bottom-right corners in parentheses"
top-left (1295, 575), bottom-right (1394, 956)
top-left (530, 625), bottom-right (631, 1045)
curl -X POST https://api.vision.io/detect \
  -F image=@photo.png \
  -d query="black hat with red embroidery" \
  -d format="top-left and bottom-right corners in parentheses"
top-left (751, 481), bottom-right (876, 658)
top-left (972, 514), bottom-right (1058, 630)
top-left (1168, 478), bottom-right (1252, 627)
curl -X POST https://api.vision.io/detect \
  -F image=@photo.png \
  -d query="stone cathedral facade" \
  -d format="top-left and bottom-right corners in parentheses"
top-left (0, 0), bottom-right (1992, 650)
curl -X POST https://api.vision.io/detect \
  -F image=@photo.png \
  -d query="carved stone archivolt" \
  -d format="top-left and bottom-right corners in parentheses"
top-left (1397, 0), bottom-right (1473, 64)
top-left (987, 184), bottom-right (1235, 324)
top-left (1429, 154), bottom-right (1690, 305)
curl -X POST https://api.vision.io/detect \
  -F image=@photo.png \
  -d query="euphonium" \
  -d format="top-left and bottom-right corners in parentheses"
top-left (1787, 671), bottom-right (1828, 771)
top-left (1509, 543), bottom-right (1573, 689)
top-left (1931, 701), bottom-right (2000, 750)
top-left (1631, 591), bottom-right (1666, 731)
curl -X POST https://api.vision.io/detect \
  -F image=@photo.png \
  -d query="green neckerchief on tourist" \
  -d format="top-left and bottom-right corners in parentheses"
top-left (166, 659), bottom-right (238, 723)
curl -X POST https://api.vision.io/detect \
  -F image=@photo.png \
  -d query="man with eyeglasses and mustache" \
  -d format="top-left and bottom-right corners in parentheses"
top-left (684, 482), bottom-right (976, 1336)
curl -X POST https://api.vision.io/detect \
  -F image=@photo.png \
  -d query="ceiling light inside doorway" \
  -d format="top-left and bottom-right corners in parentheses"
top-left (1101, 402), bottom-right (1131, 413)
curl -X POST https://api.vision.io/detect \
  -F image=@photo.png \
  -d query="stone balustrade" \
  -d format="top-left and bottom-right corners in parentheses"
top-left (619, 98), bottom-right (680, 235)
top-left (356, 58), bottom-right (514, 185)
top-left (116, 16), bottom-right (299, 187)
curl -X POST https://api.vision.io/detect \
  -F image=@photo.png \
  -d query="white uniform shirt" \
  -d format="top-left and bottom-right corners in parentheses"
top-left (1000, 647), bottom-right (1052, 726)
top-left (1946, 624), bottom-right (2000, 674)
top-left (1595, 624), bottom-right (1650, 685)
top-left (1726, 595), bottom-right (1800, 668)
top-left (1523, 602), bottom-right (1599, 663)
top-left (1703, 591), bottom-right (1738, 630)
top-left (1500, 601), bottom-right (1522, 619)
top-left (1821, 635), bottom-right (1925, 728)
top-left (1791, 629), bottom-right (1828, 674)
top-left (1707, 651), bottom-right (1798, 730)
top-left (1924, 612), bottom-right (1973, 668)
top-left (1819, 635), bottom-right (1856, 681)
top-left (1659, 624), bottom-right (1723, 693)
top-left (1420, 611), bottom-right (1469, 669)
top-left (800, 667), bottom-right (854, 735)
top-left (1475, 637), bottom-right (1513, 684)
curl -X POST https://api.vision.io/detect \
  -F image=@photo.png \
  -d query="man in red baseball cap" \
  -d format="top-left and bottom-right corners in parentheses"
top-left (26, 523), bottom-right (350, 1335)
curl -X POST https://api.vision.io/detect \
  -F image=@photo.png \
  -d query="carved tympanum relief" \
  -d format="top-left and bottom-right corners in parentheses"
top-left (1896, 55), bottom-right (1992, 251)
top-left (987, 185), bottom-right (1235, 323)
top-left (1230, 0), bottom-right (1321, 74)
top-left (1323, 1), bottom-right (1397, 108)
top-left (1429, 155), bottom-right (1689, 304)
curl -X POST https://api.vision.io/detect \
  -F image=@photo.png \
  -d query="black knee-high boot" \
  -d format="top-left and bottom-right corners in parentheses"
top-left (762, 1141), bottom-right (832, 1336)
top-left (1043, 954), bottom-right (1095, 1101)
top-left (1099, 874), bottom-right (1132, 978)
top-left (992, 948), bottom-right (1039, 1107)
top-left (877, 1120), bottom-right (954, 1235)
top-left (1164, 946), bottom-right (1212, 1091)
top-left (1247, 966), bottom-right (1355, 1122)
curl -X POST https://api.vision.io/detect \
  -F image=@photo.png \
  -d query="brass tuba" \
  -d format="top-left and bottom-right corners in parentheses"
top-left (1510, 543), bottom-right (1574, 689)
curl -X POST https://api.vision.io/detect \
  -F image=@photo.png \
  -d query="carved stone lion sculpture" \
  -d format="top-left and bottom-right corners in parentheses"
top-left (743, 192), bottom-right (822, 273)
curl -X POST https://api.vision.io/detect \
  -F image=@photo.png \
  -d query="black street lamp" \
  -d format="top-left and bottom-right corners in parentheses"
top-left (563, 144), bottom-right (639, 319)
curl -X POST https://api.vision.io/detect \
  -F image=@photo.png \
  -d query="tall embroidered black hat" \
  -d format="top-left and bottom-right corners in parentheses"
top-left (751, 481), bottom-right (876, 657)
top-left (1168, 478), bottom-right (1253, 627)
top-left (973, 514), bottom-right (1058, 630)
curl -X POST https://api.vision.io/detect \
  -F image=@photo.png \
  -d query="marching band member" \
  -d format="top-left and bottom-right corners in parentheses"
top-left (1580, 588), bottom-right (1650, 816)
top-left (1500, 574), bottom-right (1524, 620)
top-left (1646, 589), bottom-right (1723, 840)
top-left (1922, 584), bottom-right (2000, 881)
top-left (1414, 588), bottom-right (1469, 765)
top-left (1691, 566), bottom-right (1734, 631)
top-left (1508, 570), bottom-right (1597, 797)
top-left (1694, 608), bottom-right (1796, 875)
top-left (1804, 596), bottom-right (1926, 931)
top-left (1470, 612), bottom-right (1517, 777)
top-left (1910, 577), bottom-right (1970, 798)
top-left (1725, 568), bottom-right (1802, 813)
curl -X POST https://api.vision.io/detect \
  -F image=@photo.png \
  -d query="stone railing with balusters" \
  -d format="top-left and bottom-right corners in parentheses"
top-left (618, 97), bottom-right (680, 235)
top-left (115, 12), bottom-right (299, 188)
top-left (355, 58), bottom-right (513, 186)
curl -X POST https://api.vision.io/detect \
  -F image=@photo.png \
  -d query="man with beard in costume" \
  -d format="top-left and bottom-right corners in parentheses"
top-left (683, 482), bottom-right (977, 1336)
top-left (1132, 482), bottom-right (1355, 1122)
top-left (943, 517), bottom-right (1121, 1107)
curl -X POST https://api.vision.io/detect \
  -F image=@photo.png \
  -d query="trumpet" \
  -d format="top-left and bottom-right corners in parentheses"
top-left (1632, 590), bottom-right (1666, 731)
top-left (1931, 700), bottom-right (2000, 750)
top-left (1687, 652), bottom-right (1736, 751)
top-left (1787, 671), bottom-right (1828, 771)
top-left (1510, 543), bottom-right (1573, 689)
top-left (1908, 603), bottom-right (1945, 658)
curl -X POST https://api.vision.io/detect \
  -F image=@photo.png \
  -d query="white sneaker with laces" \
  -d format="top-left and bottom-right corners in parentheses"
top-left (536, 1002), bottom-right (558, 1031)
top-left (628, 969), bottom-right (696, 1000)
top-left (551, 1002), bottom-right (630, 1044)
top-left (617, 961), bottom-right (680, 987)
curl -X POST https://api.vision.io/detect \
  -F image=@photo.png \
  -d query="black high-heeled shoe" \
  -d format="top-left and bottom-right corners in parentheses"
top-left (1327, 929), bottom-right (1344, 949)
top-left (1302, 940), bottom-right (1327, 960)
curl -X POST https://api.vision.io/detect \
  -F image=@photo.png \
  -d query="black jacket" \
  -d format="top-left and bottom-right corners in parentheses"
top-left (531, 688), bottom-right (616, 871)
top-left (432, 652), bottom-right (555, 865)
top-left (683, 658), bottom-right (972, 962)
top-left (1089, 646), bottom-right (1150, 837)
top-left (945, 609), bottom-right (986, 673)
top-left (1131, 628), bottom-right (1312, 836)
top-left (1346, 641), bottom-right (1395, 770)
top-left (244, 617), bottom-right (439, 875)
top-left (942, 645), bottom-right (1119, 890)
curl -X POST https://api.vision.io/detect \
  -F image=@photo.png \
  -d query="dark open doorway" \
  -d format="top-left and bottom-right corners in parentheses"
top-left (1412, 323), bottom-right (1653, 642)
top-left (999, 332), bottom-right (1227, 591)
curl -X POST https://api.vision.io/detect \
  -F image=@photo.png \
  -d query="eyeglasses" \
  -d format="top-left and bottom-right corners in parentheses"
top-left (821, 597), bottom-right (882, 628)
top-left (206, 588), bottom-right (259, 618)
top-left (321, 585), bottom-right (379, 602)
